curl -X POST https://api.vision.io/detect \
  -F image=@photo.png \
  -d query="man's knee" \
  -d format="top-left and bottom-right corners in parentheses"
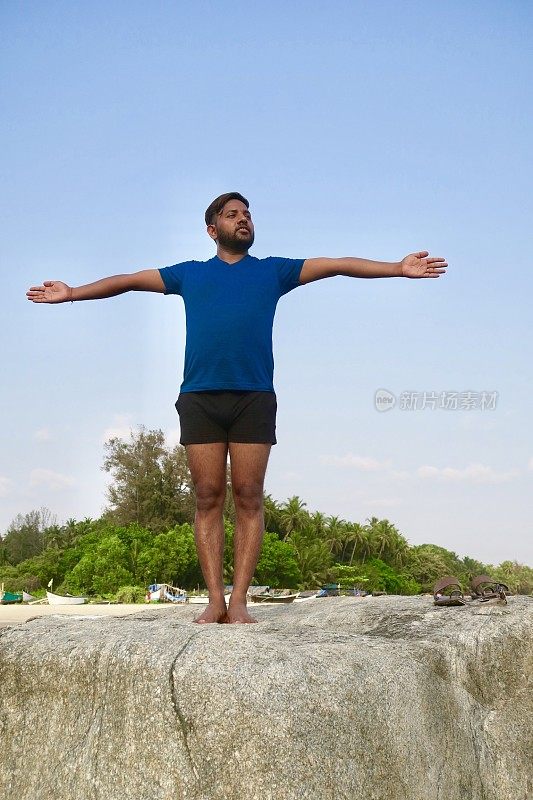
top-left (232, 481), bottom-right (263, 513)
top-left (195, 482), bottom-right (226, 512)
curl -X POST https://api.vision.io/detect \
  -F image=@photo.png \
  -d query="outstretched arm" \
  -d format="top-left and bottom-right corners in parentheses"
top-left (26, 269), bottom-right (166, 303)
top-left (298, 251), bottom-right (447, 284)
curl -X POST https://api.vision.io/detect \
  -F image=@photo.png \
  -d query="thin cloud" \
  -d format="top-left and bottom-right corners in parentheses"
top-left (361, 496), bottom-right (404, 508)
top-left (416, 463), bottom-right (519, 484)
top-left (101, 414), bottom-right (136, 444)
top-left (320, 453), bottom-right (392, 471)
top-left (34, 428), bottom-right (52, 441)
top-left (282, 471), bottom-right (302, 481)
top-left (29, 469), bottom-right (76, 490)
top-left (0, 476), bottom-right (14, 497)
top-left (323, 456), bottom-right (520, 485)
top-left (390, 470), bottom-right (410, 481)
top-left (165, 428), bottom-right (182, 449)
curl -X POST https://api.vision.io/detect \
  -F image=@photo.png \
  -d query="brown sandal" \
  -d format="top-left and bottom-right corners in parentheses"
top-left (433, 576), bottom-right (466, 606)
top-left (470, 575), bottom-right (510, 604)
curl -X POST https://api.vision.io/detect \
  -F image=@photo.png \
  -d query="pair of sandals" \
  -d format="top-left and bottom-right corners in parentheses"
top-left (433, 574), bottom-right (511, 607)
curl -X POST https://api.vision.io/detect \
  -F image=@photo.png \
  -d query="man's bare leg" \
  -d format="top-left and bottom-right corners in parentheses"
top-left (185, 442), bottom-right (229, 623)
top-left (227, 442), bottom-right (271, 624)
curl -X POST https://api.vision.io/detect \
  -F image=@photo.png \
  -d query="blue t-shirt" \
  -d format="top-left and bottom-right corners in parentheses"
top-left (159, 254), bottom-right (305, 393)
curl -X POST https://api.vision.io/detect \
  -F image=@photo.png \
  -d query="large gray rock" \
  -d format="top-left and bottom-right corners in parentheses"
top-left (1, 596), bottom-right (531, 800)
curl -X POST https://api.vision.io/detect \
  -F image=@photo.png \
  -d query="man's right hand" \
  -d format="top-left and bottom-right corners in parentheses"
top-left (27, 281), bottom-right (72, 303)
top-left (27, 270), bottom-right (165, 303)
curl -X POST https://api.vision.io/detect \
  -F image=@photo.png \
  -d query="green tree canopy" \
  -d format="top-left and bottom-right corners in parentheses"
top-left (254, 532), bottom-right (302, 588)
top-left (279, 496), bottom-right (309, 540)
top-left (288, 528), bottom-right (332, 586)
top-left (331, 559), bottom-right (420, 595)
top-left (102, 426), bottom-right (237, 531)
top-left (102, 427), bottom-right (194, 532)
top-left (136, 525), bottom-right (201, 588)
top-left (1, 443), bottom-right (530, 599)
top-left (2, 508), bottom-right (56, 565)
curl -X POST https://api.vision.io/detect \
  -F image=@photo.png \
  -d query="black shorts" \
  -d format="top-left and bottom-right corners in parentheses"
top-left (175, 390), bottom-right (277, 445)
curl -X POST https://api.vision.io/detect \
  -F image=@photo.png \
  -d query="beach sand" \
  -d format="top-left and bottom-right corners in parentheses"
top-left (0, 602), bottom-right (180, 630)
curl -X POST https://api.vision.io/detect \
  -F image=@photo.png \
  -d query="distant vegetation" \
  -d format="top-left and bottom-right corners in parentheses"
top-left (1, 427), bottom-right (531, 600)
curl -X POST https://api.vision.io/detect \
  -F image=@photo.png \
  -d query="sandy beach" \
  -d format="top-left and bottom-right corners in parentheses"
top-left (0, 603), bottom-right (179, 630)
top-left (0, 597), bottom-right (324, 630)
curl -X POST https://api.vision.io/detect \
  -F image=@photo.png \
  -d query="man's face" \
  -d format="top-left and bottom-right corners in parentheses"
top-left (209, 200), bottom-right (255, 253)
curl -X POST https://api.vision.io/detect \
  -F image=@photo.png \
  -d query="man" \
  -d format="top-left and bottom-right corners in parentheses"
top-left (27, 191), bottom-right (447, 624)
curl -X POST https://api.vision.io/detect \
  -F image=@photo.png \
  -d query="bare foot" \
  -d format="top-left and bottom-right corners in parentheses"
top-left (193, 602), bottom-right (228, 624)
top-left (227, 601), bottom-right (258, 624)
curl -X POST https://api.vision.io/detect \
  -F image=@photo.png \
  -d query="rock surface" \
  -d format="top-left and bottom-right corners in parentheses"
top-left (1, 596), bottom-right (532, 800)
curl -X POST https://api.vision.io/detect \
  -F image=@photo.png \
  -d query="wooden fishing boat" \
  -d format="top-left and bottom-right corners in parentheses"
top-left (250, 591), bottom-right (297, 604)
top-left (0, 590), bottom-right (23, 604)
top-left (46, 590), bottom-right (86, 605)
top-left (294, 591), bottom-right (319, 602)
top-left (186, 588), bottom-right (232, 605)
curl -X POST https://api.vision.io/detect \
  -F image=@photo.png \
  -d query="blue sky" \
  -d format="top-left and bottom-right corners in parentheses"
top-left (2, 1), bottom-right (532, 564)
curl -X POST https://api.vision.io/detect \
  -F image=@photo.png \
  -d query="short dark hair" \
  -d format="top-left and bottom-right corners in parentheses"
top-left (205, 192), bottom-right (249, 226)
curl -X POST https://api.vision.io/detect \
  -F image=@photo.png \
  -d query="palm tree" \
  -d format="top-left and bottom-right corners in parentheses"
top-left (359, 528), bottom-right (374, 563)
top-left (365, 517), bottom-right (407, 566)
top-left (63, 518), bottom-right (80, 547)
top-left (389, 530), bottom-right (409, 568)
top-left (310, 511), bottom-right (327, 538)
top-left (324, 515), bottom-right (347, 558)
top-left (289, 530), bottom-right (331, 587)
top-left (364, 517), bottom-right (385, 558)
top-left (341, 523), bottom-right (366, 565)
top-left (279, 496), bottom-right (308, 540)
top-left (43, 525), bottom-right (64, 550)
top-left (263, 494), bottom-right (282, 534)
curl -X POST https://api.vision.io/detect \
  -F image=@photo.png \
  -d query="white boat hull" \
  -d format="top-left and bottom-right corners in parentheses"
top-left (47, 591), bottom-right (86, 605)
top-left (188, 592), bottom-right (232, 605)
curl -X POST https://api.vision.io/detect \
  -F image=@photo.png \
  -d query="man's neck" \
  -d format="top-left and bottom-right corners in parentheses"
top-left (216, 245), bottom-right (249, 264)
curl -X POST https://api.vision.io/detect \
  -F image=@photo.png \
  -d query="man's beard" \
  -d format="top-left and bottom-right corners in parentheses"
top-left (216, 227), bottom-right (255, 254)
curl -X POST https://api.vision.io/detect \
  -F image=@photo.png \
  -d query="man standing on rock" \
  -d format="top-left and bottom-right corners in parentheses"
top-left (27, 192), bottom-right (447, 624)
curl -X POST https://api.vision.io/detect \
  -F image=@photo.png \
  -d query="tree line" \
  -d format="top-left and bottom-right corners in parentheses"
top-left (1, 427), bottom-right (531, 599)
